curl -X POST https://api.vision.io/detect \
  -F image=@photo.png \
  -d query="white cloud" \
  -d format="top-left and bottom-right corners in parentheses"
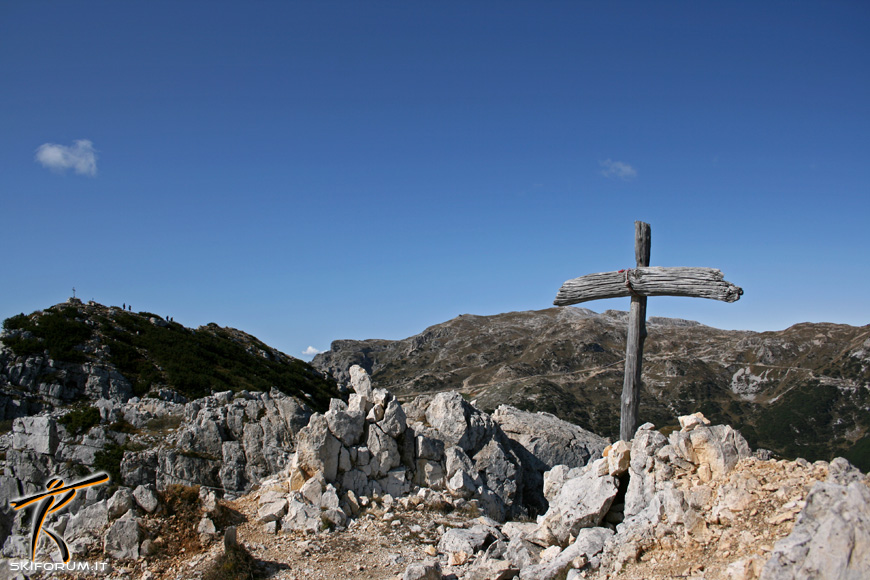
top-left (302, 346), bottom-right (322, 357)
top-left (35, 139), bottom-right (98, 176)
top-left (600, 159), bottom-right (637, 181)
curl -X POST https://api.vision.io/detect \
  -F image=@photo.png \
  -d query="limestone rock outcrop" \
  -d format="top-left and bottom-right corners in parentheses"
top-left (760, 480), bottom-right (870, 579)
top-left (282, 366), bottom-right (550, 525)
top-left (491, 405), bottom-right (608, 514)
top-left (121, 388), bottom-right (312, 495)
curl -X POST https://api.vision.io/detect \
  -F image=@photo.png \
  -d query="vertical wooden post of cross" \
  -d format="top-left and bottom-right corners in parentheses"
top-left (621, 221), bottom-right (650, 441)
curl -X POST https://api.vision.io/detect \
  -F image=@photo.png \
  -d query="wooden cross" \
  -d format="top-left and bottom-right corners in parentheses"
top-left (553, 221), bottom-right (743, 441)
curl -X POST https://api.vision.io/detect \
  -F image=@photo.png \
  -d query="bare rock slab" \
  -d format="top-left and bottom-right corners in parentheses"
top-left (540, 465), bottom-right (619, 546)
top-left (519, 527), bottom-right (613, 580)
top-left (402, 559), bottom-right (442, 580)
top-left (760, 480), bottom-right (870, 579)
top-left (438, 525), bottom-right (494, 555)
top-left (103, 516), bottom-right (142, 560)
top-left (492, 405), bottom-right (607, 470)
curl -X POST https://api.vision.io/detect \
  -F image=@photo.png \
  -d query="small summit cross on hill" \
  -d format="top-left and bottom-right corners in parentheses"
top-left (553, 221), bottom-right (743, 441)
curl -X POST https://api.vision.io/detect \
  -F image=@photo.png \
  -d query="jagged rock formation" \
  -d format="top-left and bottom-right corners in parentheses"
top-left (313, 307), bottom-right (870, 469)
top-left (398, 411), bottom-right (869, 580)
top-left (761, 475), bottom-right (870, 579)
top-left (0, 388), bottom-right (309, 563)
top-left (120, 388), bottom-right (312, 494)
top-left (284, 366), bottom-right (607, 524)
top-left (238, 405), bottom-right (869, 580)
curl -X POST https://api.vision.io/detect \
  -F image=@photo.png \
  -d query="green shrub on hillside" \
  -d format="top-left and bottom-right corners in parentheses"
top-left (748, 380), bottom-right (847, 461)
top-left (2, 313), bottom-right (28, 332)
top-left (4, 304), bottom-right (339, 412)
top-left (102, 313), bottom-right (338, 408)
top-left (59, 407), bottom-right (102, 436)
top-left (1, 308), bottom-right (92, 362)
top-left (93, 442), bottom-right (126, 486)
top-left (1, 335), bottom-right (46, 357)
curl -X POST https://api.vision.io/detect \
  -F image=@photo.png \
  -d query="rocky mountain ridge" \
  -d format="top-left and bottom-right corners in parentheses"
top-left (313, 307), bottom-right (870, 470)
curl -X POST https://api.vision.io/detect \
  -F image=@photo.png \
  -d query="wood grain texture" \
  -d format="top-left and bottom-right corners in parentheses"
top-left (553, 266), bottom-right (743, 306)
top-left (621, 221), bottom-right (650, 442)
top-left (635, 221), bottom-right (651, 268)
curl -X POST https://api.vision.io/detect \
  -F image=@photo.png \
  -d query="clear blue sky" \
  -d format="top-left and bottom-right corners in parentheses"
top-left (2, 1), bottom-right (868, 360)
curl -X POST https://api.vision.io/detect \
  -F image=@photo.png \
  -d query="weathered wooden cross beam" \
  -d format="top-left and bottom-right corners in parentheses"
top-left (553, 221), bottom-right (743, 441)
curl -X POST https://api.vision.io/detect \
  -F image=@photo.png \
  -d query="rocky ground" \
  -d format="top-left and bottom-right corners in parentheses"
top-left (584, 456), bottom-right (833, 579)
top-left (57, 451), bottom-right (865, 580)
top-left (3, 365), bottom-right (869, 580)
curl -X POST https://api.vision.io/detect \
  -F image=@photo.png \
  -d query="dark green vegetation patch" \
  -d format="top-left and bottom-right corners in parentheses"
top-left (1, 307), bottom-right (92, 362)
top-left (2, 304), bottom-right (339, 412)
top-left (737, 379), bottom-right (870, 471)
top-left (58, 406), bottom-right (102, 436)
top-left (93, 442), bottom-right (126, 486)
top-left (101, 312), bottom-right (338, 406)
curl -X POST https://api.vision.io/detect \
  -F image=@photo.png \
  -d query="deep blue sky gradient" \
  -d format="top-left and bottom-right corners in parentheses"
top-left (2, 1), bottom-right (868, 359)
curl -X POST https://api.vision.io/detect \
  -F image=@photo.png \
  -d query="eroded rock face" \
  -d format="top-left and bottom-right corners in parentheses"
top-left (12, 416), bottom-right (58, 455)
top-left (518, 527), bottom-right (613, 580)
top-left (402, 559), bottom-right (442, 580)
top-left (283, 366), bottom-right (561, 522)
top-left (437, 525), bottom-right (495, 555)
top-left (107, 487), bottom-right (135, 520)
top-left (425, 391), bottom-right (498, 456)
top-left (325, 400), bottom-right (365, 446)
top-left (624, 424), bottom-right (668, 518)
top-left (103, 516), bottom-right (142, 560)
top-left (367, 423), bottom-right (402, 479)
top-left (473, 438), bottom-right (522, 516)
top-left (761, 480), bottom-right (870, 579)
top-left (492, 405), bottom-right (609, 515)
top-left (349, 365), bottom-right (373, 400)
top-left (623, 416), bottom-right (752, 520)
top-left (492, 405), bottom-right (607, 470)
top-left (0, 347), bottom-right (135, 420)
top-left (296, 413), bottom-right (342, 481)
top-left (166, 389), bottom-right (309, 493)
top-left (539, 463), bottom-right (619, 546)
